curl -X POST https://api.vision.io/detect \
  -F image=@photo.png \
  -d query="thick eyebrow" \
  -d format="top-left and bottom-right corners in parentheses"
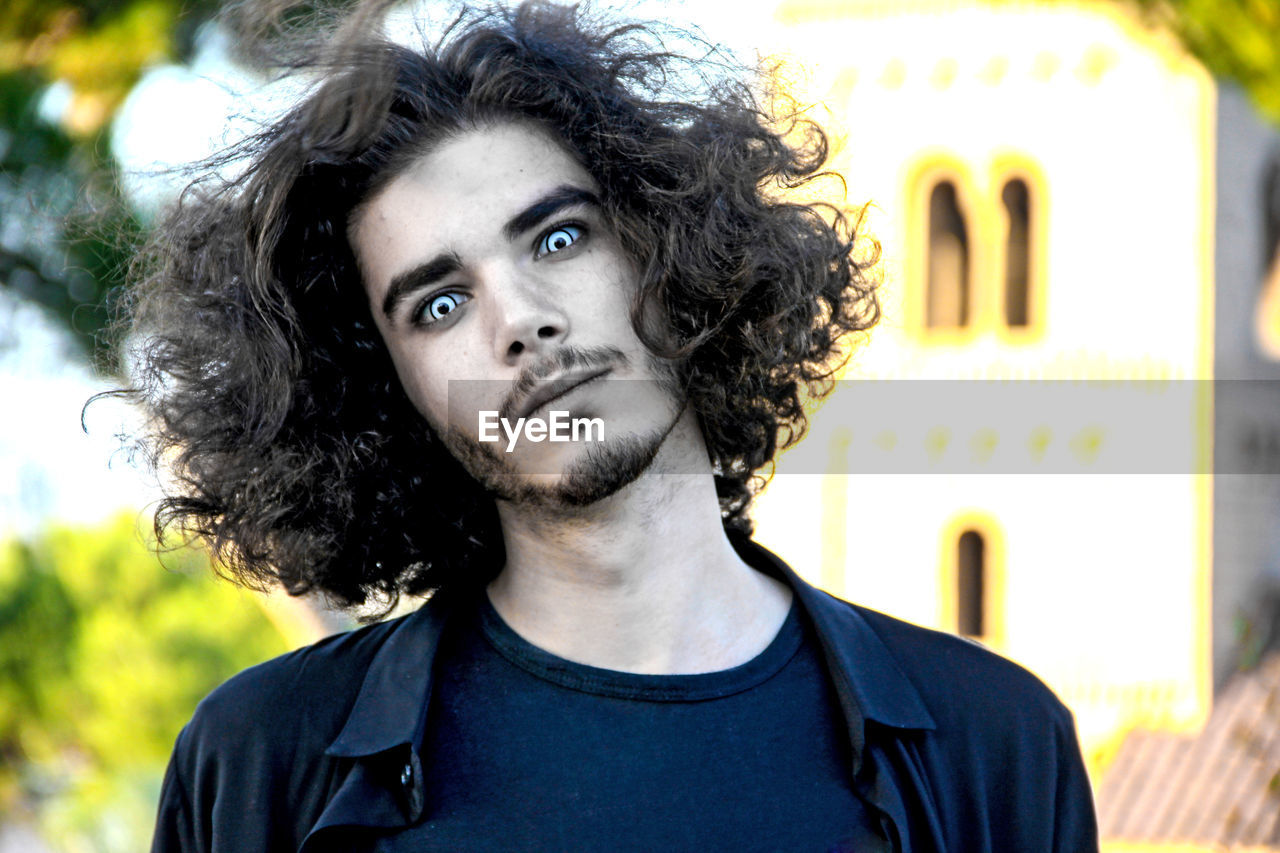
top-left (381, 252), bottom-right (462, 320)
top-left (502, 185), bottom-right (601, 242)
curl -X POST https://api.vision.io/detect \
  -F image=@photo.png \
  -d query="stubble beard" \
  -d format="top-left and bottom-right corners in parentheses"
top-left (439, 353), bottom-right (687, 511)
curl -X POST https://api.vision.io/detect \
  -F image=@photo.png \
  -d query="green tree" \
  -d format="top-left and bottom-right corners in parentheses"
top-left (0, 0), bottom-right (218, 367)
top-left (1130, 0), bottom-right (1280, 125)
top-left (0, 514), bottom-right (290, 851)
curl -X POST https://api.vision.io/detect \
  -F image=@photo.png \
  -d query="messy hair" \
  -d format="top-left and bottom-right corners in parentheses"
top-left (119, 0), bottom-right (879, 611)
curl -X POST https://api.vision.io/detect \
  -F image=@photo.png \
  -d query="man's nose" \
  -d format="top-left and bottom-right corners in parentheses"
top-left (487, 266), bottom-right (569, 364)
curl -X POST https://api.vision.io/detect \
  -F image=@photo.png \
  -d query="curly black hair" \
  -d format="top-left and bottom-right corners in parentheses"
top-left (118, 0), bottom-right (879, 612)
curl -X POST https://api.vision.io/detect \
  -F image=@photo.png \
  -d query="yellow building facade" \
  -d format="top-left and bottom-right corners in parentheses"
top-left (749, 2), bottom-right (1280, 845)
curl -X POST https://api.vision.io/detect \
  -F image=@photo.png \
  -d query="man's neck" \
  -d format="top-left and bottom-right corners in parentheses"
top-left (486, 413), bottom-right (793, 675)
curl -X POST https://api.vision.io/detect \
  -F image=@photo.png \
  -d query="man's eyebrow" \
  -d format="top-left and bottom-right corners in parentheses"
top-left (381, 253), bottom-right (463, 320)
top-left (502, 185), bottom-right (601, 242)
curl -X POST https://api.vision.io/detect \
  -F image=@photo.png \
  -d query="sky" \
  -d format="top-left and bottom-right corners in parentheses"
top-left (0, 290), bottom-right (154, 537)
top-left (2, 0), bottom-right (783, 538)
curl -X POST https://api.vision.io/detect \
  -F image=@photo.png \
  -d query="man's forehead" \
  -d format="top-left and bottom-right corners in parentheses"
top-left (386, 122), bottom-right (593, 203)
top-left (352, 123), bottom-right (596, 250)
top-left (350, 121), bottom-right (602, 299)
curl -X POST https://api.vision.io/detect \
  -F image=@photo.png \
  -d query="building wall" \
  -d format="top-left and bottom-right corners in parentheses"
top-left (751, 0), bottom-right (1217, 768)
top-left (1211, 84), bottom-right (1280, 687)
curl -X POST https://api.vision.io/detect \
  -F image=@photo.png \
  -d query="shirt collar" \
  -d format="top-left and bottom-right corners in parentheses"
top-left (732, 536), bottom-right (937, 733)
top-left (324, 538), bottom-right (936, 764)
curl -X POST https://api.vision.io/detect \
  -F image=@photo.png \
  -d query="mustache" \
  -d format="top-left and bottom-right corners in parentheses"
top-left (498, 345), bottom-right (628, 421)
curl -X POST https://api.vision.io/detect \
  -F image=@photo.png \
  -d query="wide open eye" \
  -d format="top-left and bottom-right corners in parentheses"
top-left (535, 224), bottom-right (584, 258)
top-left (415, 291), bottom-right (469, 325)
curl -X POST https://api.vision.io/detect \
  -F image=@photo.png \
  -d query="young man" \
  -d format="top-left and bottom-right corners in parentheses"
top-left (134, 2), bottom-right (1098, 850)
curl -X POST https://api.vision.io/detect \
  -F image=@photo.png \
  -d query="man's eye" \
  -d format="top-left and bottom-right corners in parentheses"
top-left (415, 291), bottom-right (469, 325)
top-left (535, 224), bottom-right (584, 258)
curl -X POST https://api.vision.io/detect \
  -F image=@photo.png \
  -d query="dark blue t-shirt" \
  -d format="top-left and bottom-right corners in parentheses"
top-left (372, 592), bottom-right (890, 852)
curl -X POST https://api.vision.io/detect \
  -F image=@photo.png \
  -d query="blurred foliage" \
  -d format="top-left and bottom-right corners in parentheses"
top-left (0, 514), bottom-right (289, 851)
top-left (1131, 0), bottom-right (1280, 125)
top-left (0, 0), bottom-right (218, 368)
top-left (0, 71), bottom-right (140, 372)
top-left (1, 2), bottom-right (194, 134)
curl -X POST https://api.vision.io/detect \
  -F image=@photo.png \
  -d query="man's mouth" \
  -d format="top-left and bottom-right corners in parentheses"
top-left (510, 367), bottom-right (612, 421)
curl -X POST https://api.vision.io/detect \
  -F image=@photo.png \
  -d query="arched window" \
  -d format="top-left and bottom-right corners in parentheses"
top-left (956, 529), bottom-right (985, 637)
top-left (1264, 155), bottom-right (1280, 276)
top-left (1002, 178), bottom-right (1031, 328)
top-left (1255, 155), bottom-right (1280, 357)
top-left (926, 181), bottom-right (970, 328)
top-left (939, 518), bottom-right (1004, 645)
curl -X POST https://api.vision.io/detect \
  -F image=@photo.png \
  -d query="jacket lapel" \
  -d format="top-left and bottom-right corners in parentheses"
top-left (735, 538), bottom-right (943, 852)
top-left (300, 589), bottom-right (458, 850)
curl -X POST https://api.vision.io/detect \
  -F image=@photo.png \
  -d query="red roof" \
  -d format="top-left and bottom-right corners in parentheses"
top-left (1097, 652), bottom-right (1280, 846)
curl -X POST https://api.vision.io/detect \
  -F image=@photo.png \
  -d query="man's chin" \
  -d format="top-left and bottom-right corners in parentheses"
top-left (541, 433), bottom-right (663, 506)
top-left (440, 427), bottom-right (667, 510)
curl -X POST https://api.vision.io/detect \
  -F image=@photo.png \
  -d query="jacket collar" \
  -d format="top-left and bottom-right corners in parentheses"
top-left (324, 586), bottom-right (457, 760)
top-left (732, 538), bottom-right (937, 740)
top-left (324, 537), bottom-right (936, 766)
top-left (304, 590), bottom-right (461, 847)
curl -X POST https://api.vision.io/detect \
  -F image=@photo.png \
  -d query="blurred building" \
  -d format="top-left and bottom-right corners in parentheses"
top-left (748, 0), bottom-right (1280, 848)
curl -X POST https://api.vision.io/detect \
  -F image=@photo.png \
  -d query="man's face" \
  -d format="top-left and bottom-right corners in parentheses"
top-left (351, 121), bottom-right (690, 506)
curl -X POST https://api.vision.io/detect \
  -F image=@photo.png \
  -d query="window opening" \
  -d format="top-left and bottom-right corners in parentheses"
top-left (1002, 178), bottom-right (1031, 327)
top-left (1256, 154), bottom-right (1280, 357)
top-left (957, 529), bottom-right (985, 636)
top-left (1265, 155), bottom-right (1280, 276)
top-left (927, 181), bottom-right (970, 328)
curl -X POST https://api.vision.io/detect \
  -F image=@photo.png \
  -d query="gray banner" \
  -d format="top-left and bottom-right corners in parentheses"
top-left (442, 379), bottom-right (1280, 475)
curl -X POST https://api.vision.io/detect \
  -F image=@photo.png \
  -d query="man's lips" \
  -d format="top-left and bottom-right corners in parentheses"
top-left (512, 367), bottom-right (612, 421)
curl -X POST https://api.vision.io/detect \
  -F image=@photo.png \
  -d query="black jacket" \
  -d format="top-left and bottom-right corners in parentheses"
top-left (152, 541), bottom-right (1100, 852)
